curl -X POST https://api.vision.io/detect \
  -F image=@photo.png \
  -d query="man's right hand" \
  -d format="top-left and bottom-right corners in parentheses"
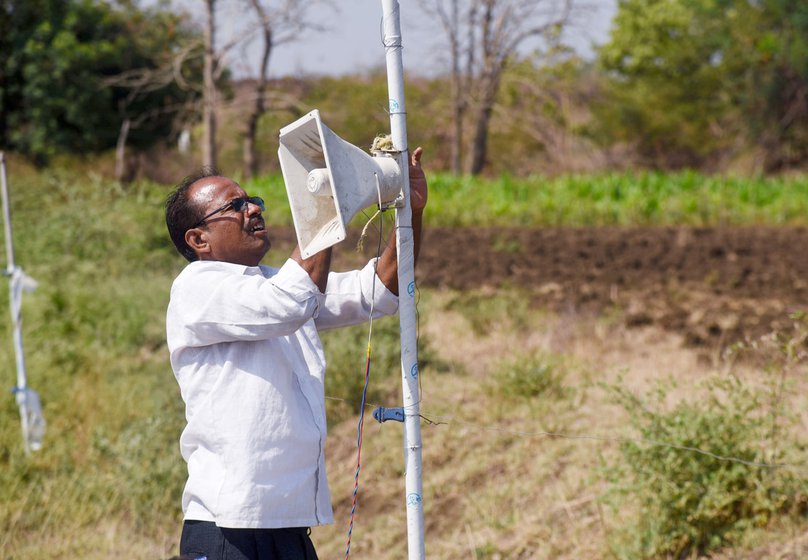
top-left (292, 246), bottom-right (332, 293)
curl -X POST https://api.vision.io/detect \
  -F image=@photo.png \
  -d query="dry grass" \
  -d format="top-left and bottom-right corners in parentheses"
top-left (5, 288), bottom-right (804, 559)
top-left (311, 289), bottom-right (808, 559)
top-left (8, 521), bottom-right (177, 559)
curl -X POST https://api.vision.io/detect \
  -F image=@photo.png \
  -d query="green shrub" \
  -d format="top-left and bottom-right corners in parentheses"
top-left (489, 352), bottom-right (568, 401)
top-left (601, 372), bottom-right (808, 559)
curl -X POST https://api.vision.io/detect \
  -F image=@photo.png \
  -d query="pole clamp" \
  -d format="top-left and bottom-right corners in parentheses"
top-left (373, 406), bottom-right (405, 423)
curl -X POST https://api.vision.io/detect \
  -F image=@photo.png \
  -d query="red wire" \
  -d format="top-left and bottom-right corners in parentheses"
top-left (345, 343), bottom-right (372, 559)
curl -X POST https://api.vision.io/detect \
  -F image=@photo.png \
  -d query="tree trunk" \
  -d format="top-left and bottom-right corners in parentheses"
top-left (243, 117), bottom-right (258, 179)
top-left (115, 117), bottom-right (131, 183)
top-left (468, 98), bottom-right (494, 175)
top-left (451, 74), bottom-right (465, 175)
top-left (469, 65), bottom-right (500, 175)
top-left (243, 0), bottom-right (273, 180)
top-left (242, 81), bottom-right (266, 179)
top-left (449, 0), bottom-right (463, 174)
top-left (202, 0), bottom-right (218, 169)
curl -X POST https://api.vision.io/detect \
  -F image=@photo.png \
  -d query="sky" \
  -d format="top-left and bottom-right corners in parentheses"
top-left (145, 0), bottom-right (618, 79)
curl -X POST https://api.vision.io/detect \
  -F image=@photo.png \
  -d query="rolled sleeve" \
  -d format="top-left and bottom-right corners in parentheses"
top-left (314, 258), bottom-right (399, 331)
top-left (270, 259), bottom-right (325, 305)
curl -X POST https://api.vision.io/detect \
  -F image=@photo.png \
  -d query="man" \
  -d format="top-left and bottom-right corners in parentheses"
top-left (164, 148), bottom-right (427, 560)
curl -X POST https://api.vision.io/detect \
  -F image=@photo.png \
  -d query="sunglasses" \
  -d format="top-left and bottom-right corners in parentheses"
top-left (193, 196), bottom-right (265, 228)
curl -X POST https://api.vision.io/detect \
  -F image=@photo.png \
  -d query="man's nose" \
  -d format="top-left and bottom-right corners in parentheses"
top-left (246, 200), bottom-right (262, 215)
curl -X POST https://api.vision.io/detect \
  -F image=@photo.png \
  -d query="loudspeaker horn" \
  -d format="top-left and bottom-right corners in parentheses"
top-left (278, 109), bottom-right (402, 258)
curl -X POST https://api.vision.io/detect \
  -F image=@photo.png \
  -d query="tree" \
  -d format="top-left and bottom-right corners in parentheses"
top-left (102, 6), bottom-right (206, 181)
top-left (495, 53), bottom-right (612, 174)
top-left (418, 0), bottom-right (573, 175)
top-left (596, 0), bottom-right (738, 168)
top-left (597, 0), bottom-right (808, 171)
top-left (729, 0), bottom-right (808, 169)
top-left (194, 0), bottom-right (331, 173)
top-left (0, 0), bottom-right (202, 165)
top-left (103, 36), bottom-right (205, 181)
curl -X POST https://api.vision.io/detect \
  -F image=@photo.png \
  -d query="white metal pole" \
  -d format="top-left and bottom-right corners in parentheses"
top-left (380, 3), bottom-right (426, 559)
top-left (0, 152), bottom-right (33, 453)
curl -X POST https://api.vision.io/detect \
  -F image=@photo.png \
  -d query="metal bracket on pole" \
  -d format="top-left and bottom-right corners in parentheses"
top-left (379, 192), bottom-right (406, 212)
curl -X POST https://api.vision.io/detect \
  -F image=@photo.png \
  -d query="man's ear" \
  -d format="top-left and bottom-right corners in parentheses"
top-left (185, 227), bottom-right (211, 258)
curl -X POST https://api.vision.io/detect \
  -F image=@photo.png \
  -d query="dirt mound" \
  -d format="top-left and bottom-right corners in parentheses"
top-left (269, 225), bottom-right (808, 350)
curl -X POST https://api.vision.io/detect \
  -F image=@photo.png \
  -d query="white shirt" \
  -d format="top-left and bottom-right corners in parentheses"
top-left (166, 258), bottom-right (398, 528)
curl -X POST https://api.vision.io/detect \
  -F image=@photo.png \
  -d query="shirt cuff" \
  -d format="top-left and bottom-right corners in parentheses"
top-left (363, 258), bottom-right (400, 315)
top-left (273, 259), bottom-right (326, 308)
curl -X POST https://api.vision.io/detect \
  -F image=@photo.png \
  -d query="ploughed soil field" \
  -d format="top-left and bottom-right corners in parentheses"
top-left (418, 226), bottom-right (808, 350)
top-left (272, 225), bottom-right (808, 351)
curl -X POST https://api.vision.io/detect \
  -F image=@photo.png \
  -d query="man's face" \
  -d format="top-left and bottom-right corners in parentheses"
top-left (187, 176), bottom-right (270, 266)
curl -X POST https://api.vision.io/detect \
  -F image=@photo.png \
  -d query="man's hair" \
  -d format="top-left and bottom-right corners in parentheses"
top-left (165, 167), bottom-right (221, 262)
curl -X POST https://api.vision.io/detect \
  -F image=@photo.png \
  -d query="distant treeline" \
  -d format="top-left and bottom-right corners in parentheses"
top-left (2, 0), bottom-right (806, 178)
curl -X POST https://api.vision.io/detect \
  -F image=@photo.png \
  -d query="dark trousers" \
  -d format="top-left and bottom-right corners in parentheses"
top-left (180, 520), bottom-right (319, 560)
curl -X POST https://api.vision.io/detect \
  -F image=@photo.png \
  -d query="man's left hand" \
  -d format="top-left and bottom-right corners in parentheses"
top-left (409, 147), bottom-right (427, 213)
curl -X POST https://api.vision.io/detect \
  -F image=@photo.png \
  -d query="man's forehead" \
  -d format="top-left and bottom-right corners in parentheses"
top-left (190, 176), bottom-right (243, 204)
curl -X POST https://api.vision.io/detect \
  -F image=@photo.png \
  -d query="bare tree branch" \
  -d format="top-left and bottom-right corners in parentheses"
top-left (420, 0), bottom-right (578, 174)
top-left (235, 0), bottom-right (336, 178)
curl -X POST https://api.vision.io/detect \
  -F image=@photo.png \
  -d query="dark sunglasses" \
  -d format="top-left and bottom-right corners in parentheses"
top-left (193, 196), bottom-right (265, 228)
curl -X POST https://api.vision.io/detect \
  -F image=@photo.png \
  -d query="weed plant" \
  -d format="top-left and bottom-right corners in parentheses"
top-left (600, 319), bottom-right (808, 560)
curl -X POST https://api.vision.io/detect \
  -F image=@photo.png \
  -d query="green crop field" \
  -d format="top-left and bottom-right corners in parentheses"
top-left (245, 170), bottom-right (808, 228)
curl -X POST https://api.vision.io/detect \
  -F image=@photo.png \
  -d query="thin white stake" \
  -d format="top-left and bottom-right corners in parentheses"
top-left (0, 154), bottom-right (14, 272)
top-left (380, 3), bottom-right (426, 559)
top-left (1, 152), bottom-right (44, 453)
